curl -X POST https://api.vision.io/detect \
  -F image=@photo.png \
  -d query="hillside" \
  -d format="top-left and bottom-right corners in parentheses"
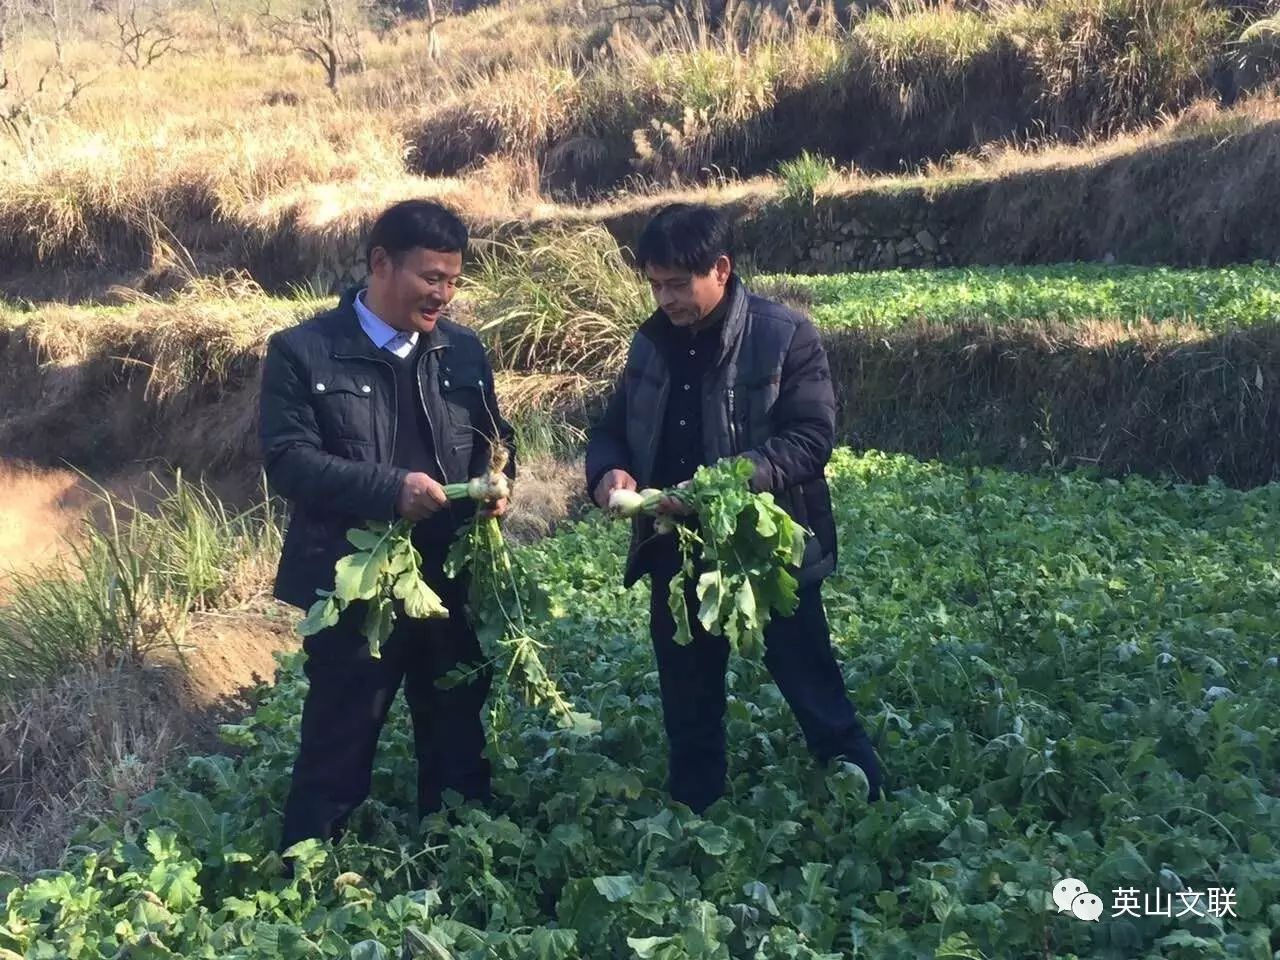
top-left (4, 0), bottom-right (1280, 300)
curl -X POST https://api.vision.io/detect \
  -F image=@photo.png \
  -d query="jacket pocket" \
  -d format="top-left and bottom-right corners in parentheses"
top-left (310, 374), bottom-right (377, 445)
top-left (732, 372), bottom-right (781, 449)
top-left (439, 361), bottom-right (487, 471)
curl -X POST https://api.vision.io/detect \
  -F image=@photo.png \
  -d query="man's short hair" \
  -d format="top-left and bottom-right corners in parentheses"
top-left (635, 203), bottom-right (734, 275)
top-left (365, 200), bottom-right (468, 270)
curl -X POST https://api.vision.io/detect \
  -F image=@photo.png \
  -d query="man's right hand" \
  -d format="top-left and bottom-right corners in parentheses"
top-left (397, 472), bottom-right (449, 521)
top-left (593, 468), bottom-right (637, 510)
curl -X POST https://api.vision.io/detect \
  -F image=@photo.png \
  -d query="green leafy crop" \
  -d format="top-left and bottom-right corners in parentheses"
top-left (760, 264), bottom-right (1280, 332)
top-left (665, 458), bottom-right (807, 657)
top-left (4, 450), bottom-right (1278, 959)
top-left (297, 521), bottom-right (446, 658)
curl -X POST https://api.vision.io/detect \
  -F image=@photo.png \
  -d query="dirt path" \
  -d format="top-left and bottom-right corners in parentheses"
top-left (158, 607), bottom-right (300, 740)
top-left (0, 459), bottom-right (302, 874)
top-left (0, 461), bottom-right (91, 593)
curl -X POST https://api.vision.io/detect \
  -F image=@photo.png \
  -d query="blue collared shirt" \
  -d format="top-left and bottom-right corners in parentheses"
top-left (354, 289), bottom-right (418, 358)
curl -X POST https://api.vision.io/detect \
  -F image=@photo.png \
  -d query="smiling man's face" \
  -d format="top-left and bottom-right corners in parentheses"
top-left (368, 246), bottom-right (463, 334)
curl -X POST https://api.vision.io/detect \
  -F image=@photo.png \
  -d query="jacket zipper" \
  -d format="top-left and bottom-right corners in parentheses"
top-left (727, 387), bottom-right (738, 454)
top-left (418, 344), bottom-right (450, 482)
top-left (331, 344), bottom-right (450, 482)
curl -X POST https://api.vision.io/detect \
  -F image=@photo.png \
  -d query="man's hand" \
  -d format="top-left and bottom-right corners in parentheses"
top-left (656, 480), bottom-right (694, 517)
top-left (397, 472), bottom-right (449, 521)
top-left (479, 497), bottom-right (508, 519)
top-left (593, 468), bottom-right (637, 509)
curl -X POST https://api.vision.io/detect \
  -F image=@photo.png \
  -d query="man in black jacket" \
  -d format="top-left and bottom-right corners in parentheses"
top-left (585, 204), bottom-right (883, 813)
top-left (259, 200), bottom-right (515, 850)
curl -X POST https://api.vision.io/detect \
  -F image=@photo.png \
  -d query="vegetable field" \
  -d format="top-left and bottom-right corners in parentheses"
top-left (4, 451), bottom-right (1279, 959)
top-left (763, 265), bottom-right (1280, 332)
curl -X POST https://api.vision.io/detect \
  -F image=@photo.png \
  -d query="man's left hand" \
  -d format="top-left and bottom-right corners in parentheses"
top-left (655, 481), bottom-right (694, 517)
top-left (479, 497), bottom-right (508, 519)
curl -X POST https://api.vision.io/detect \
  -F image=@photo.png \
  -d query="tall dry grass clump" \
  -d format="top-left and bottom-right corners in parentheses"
top-left (854, 1), bottom-right (1012, 121)
top-left (467, 224), bottom-right (650, 380)
top-left (999, 0), bottom-right (1235, 135)
top-left (0, 472), bottom-right (282, 692)
top-left (410, 60), bottom-right (582, 191)
top-left (0, 663), bottom-right (186, 876)
top-left (568, 16), bottom-right (844, 185)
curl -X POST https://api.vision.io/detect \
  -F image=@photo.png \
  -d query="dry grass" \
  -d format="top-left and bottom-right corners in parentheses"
top-left (0, 0), bottom-right (576, 268)
top-left (503, 453), bottom-right (588, 543)
top-left (1, 0), bottom-right (1268, 276)
top-left (577, 22), bottom-right (844, 183)
top-left (0, 460), bottom-right (288, 877)
top-left (917, 92), bottom-right (1280, 180)
top-left (0, 662), bottom-right (185, 876)
top-left (494, 370), bottom-right (610, 412)
top-left (468, 225), bottom-right (650, 379)
top-left (3, 318), bottom-right (258, 468)
top-left (0, 603), bottom-right (298, 878)
top-left (14, 275), bottom-right (313, 397)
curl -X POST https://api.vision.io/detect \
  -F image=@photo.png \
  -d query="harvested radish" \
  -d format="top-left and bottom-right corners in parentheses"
top-left (298, 438), bottom-right (596, 736)
top-left (601, 458), bottom-right (807, 657)
top-left (446, 472), bottom-right (510, 503)
top-left (608, 487), bottom-right (662, 517)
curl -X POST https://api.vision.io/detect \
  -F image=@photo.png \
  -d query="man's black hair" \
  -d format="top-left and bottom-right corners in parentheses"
top-left (635, 203), bottom-right (734, 275)
top-left (365, 199), bottom-right (468, 270)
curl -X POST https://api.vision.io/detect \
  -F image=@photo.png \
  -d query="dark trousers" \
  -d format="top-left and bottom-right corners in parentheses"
top-left (649, 571), bottom-right (883, 813)
top-left (279, 578), bottom-right (491, 851)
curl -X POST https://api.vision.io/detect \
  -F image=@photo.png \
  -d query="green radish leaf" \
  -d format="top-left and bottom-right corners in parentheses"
top-left (696, 571), bottom-right (724, 636)
top-left (734, 579), bottom-right (760, 654)
top-left (395, 573), bottom-right (447, 620)
top-left (593, 875), bottom-right (637, 902)
top-left (627, 937), bottom-right (673, 959)
top-left (297, 594), bottom-right (340, 637)
top-left (334, 549), bottom-right (384, 602)
top-left (363, 597), bottom-right (394, 658)
top-left (529, 928), bottom-right (577, 960)
top-left (661, 457), bottom-right (811, 655)
top-left (669, 570), bottom-right (693, 645)
top-left (349, 942), bottom-right (390, 960)
top-left (754, 503), bottom-right (777, 539)
top-left (385, 545), bottom-right (414, 578)
top-left (346, 526), bottom-right (387, 551)
top-left (564, 711), bottom-right (603, 737)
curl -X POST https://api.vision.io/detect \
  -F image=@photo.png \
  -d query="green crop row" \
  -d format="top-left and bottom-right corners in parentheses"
top-left (758, 264), bottom-right (1280, 332)
top-left (3, 450), bottom-right (1278, 958)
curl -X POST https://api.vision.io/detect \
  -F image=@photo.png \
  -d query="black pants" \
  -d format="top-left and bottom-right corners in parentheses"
top-left (279, 578), bottom-right (491, 851)
top-left (649, 571), bottom-right (883, 813)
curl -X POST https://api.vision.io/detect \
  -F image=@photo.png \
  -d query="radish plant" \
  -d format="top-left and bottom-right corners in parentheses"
top-left (297, 443), bottom-right (595, 734)
top-left (607, 457), bottom-right (807, 657)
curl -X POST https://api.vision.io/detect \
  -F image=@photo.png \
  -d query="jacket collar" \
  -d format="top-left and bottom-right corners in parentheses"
top-left (641, 274), bottom-right (749, 368)
top-left (714, 275), bottom-right (749, 367)
top-left (327, 286), bottom-right (453, 359)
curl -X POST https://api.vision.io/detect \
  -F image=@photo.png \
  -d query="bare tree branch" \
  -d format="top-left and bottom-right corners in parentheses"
top-left (259, 0), bottom-right (361, 91)
top-left (111, 0), bottom-right (180, 68)
top-left (0, 0), bottom-right (93, 148)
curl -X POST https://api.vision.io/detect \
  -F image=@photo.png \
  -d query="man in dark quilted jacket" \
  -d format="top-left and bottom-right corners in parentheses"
top-left (259, 200), bottom-right (515, 851)
top-left (585, 203), bottom-right (884, 813)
